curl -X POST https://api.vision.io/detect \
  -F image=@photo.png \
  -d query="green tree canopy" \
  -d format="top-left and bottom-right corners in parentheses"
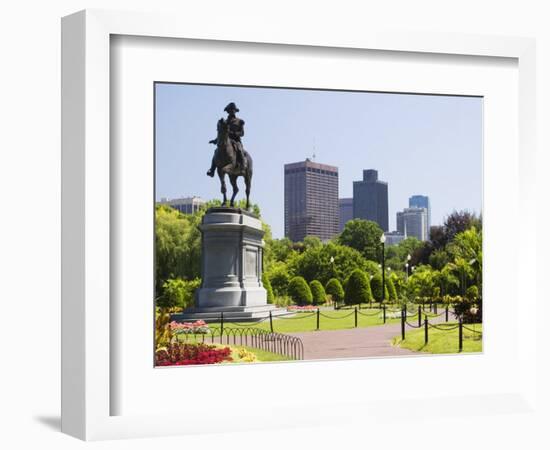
top-left (338, 219), bottom-right (384, 261)
top-left (288, 241), bottom-right (371, 286)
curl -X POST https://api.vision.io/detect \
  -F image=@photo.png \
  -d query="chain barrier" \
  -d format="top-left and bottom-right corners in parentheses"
top-left (428, 323), bottom-right (460, 331)
top-left (356, 309), bottom-right (382, 317)
top-left (462, 325), bottom-right (482, 334)
top-left (319, 311), bottom-right (356, 319)
top-left (405, 320), bottom-right (422, 329)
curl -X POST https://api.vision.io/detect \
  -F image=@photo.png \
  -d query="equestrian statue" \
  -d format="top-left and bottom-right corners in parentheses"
top-left (206, 102), bottom-right (253, 209)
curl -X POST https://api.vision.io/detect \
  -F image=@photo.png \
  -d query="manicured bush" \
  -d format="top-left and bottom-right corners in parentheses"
top-left (309, 280), bottom-right (326, 305)
top-left (344, 269), bottom-right (373, 305)
top-left (325, 278), bottom-right (345, 304)
top-left (262, 273), bottom-right (275, 304)
top-left (370, 274), bottom-right (389, 302)
top-left (288, 276), bottom-right (313, 305)
top-left (157, 278), bottom-right (200, 310)
top-left (386, 276), bottom-right (398, 302)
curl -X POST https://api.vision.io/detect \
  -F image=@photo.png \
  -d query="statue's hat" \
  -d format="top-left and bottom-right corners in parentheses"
top-left (224, 102), bottom-right (239, 113)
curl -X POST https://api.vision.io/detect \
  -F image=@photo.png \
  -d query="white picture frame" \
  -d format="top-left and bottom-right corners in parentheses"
top-left (61, 9), bottom-right (537, 441)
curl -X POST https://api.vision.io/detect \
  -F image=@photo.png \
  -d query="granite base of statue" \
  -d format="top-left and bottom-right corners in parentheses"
top-left (173, 208), bottom-right (286, 321)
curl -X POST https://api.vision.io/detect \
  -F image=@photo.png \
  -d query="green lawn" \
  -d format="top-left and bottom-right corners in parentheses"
top-left (207, 307), bottom-right (402, 333)
top-left (392, 323), bottom-right (483, 354)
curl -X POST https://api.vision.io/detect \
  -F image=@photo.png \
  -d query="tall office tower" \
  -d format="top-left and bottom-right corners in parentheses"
top-left (396, 207), bottom-right (428, 241)
top-left (352, 169), bottom-right (389, 231)
top-left (409, 195), bottom-right (431, 235)
top-left (158, 196), bottom-right (206, 214)
top-left (384, 231), bottom-right (405, 246)
top-left (338, 198), bottom-right (353, 232)
top-left (284, 159), bottom-right (339, 242)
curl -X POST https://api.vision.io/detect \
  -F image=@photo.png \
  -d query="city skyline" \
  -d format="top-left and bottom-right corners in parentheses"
top-left (155, 83), bottom-right (482, 238)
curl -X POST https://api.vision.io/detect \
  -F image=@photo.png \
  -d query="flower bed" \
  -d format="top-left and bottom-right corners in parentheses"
top-left (155, 342), bottom-right (232, 366)
top-left (287, 305), bottom-right (317, 312)
top-left (170, 320), bottom-right (210, 334)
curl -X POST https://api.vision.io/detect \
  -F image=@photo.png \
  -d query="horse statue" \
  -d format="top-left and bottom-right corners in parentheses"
top-left (211, 118), bottom-right (253, 209)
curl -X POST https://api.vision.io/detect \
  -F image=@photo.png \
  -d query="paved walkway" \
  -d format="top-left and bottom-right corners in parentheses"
top-left (288, 322), bottom-right (414, 360)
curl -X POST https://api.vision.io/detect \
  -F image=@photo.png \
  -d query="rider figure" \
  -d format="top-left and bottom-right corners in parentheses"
top-left (206, 102), bottom-right (246, 177)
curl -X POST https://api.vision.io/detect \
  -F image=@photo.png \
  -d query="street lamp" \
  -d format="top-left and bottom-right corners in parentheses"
top-left (329, 256), bottom-right (335, 308)
top-left (380, 233), bottom-right (386, 304)
top-left (406, 254), bottom-right (411, 278)
top-left (405, 263), bottom-right (409, 281)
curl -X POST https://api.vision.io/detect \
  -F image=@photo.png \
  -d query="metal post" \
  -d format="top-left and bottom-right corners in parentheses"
top-left (383, 304), bottom-right (386, 324)
top-left (269, 310), bottom-right (273, 333)
top-left (445, 306), bottom-right (449, 322)
top-left (424, 317), bottom-right (428, 345)
top-left (401, 308), bottom-right (405, 340)
top-left (434, 303), bottom-right (438, 314)
top-left (458, 318), bottom-right (463, 352)
top-left (381, 241), bottom-right (386, 303)
top-left (220, 312), bottom-right (224, 336)
top-left (316, 308), bottom-right (320, 331)
top-left (418, 306), bottom-right (422, 327)
top-left (354, 306), bottom-right (358, 327)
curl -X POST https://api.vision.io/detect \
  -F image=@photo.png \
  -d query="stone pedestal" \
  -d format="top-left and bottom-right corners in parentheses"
top-left (174, 208), bottom-right (285, 321)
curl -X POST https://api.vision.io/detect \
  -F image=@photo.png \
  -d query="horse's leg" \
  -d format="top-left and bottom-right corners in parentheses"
top-left (229, 175), bottom-right (239, 207)
top-left (218, 169), bottom-right (227, 206)
top-left (245, 171), bottom-right (252, 210)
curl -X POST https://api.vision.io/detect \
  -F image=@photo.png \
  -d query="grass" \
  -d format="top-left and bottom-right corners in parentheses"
top-left (206, 307), bottom-right (403, 334)
top-left (392, 323), bottom-right (483, 354)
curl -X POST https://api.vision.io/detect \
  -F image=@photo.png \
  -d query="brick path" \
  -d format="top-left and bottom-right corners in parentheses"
top-left (288, 309), bottom-right (453, 360)
top-left (288, 322), bottom-right (415, 360)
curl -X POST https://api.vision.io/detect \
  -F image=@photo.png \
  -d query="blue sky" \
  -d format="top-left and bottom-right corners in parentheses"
top-left (155, 83), bottom-right (482, 238)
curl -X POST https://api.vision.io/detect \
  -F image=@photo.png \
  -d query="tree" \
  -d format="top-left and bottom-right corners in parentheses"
top-left (406, 265), bottom-right (436, 301)
top-left (344, 269), bottom-right (373, 305)
top-left (325, 278), bottom-right (344, 303)
top-left (265, 261), bottom-right (291, 297)
top-left (262, 273), bottom-right (275, 304)
top-left (370, 274), bottom-right (389, 302)
top-left (309, 280), bottom-right (326, 305)
top-left (339, 219), bottom-right (384, 261)
top-left (442, 210), bottom-right (482, 246)
top-left (288, 241), bottom-right (370, 286)
top-left (157, 278), bottom-right (200, 310)
top-left (288, 276), bottom-right (313, 305)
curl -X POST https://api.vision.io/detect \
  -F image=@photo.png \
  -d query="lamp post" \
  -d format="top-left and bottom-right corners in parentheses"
top-left (330, 256), bottom-right (335, 308)
top-left (406, 254), bottom-right (411, 278)
top-left (380, 233), bottom-right (386, 303)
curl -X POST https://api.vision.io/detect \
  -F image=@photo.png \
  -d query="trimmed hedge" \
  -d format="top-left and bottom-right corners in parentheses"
top-left (344, 269), bottom-right (373, 305)
top-left (309, 280), bottom-right (326, 305)
top-left (288, 276), bottom-right (313, 305)
top-left (370, 274), bottom-right (389, 302)
top-left (325, 278), bottom-right (345, 303)
top-left (262, 273), bottom-right (275, 304)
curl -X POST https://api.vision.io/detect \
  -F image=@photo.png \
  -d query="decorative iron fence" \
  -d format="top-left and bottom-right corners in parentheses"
top-left (177, 327), bottom-right (304, 360)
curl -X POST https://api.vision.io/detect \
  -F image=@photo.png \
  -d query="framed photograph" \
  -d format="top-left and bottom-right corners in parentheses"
top-left (62, 9), bottom-right (537, 441)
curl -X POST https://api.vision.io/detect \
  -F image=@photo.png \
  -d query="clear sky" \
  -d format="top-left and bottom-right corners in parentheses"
top-left (155, 83), bottom-right (482, 238)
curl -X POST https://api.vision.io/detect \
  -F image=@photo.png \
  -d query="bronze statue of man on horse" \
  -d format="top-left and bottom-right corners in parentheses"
top-left (206, 102), bottom-right (253, 209)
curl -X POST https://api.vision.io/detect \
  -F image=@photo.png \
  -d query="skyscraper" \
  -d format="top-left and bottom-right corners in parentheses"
top-left (396, 207), bottom-right (428, 241)
top-left (284, 159), bottom-right (339, 242)
top-left (409, 195), bottom-right (431, 233)
top-left (353, 169), bottom-right (389, 231)
top-left (338, 198), bottom-right (353, 232)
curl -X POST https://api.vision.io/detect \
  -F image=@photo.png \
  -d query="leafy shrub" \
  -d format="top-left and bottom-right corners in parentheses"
top-left (309, 280), bottom-right (326, 305)
top-left (262, 273), bottom-right (275, 304)
top-left (288, 276), bottom-right (313, 305)
top-left (386, 276), bottom-right (398, 302)
top-left (157, 278), bottom-right (200, 310)
top-left (370, 274), bottom-right (389, 302)
top-left (266, 262), bottom-right (291, 297)
top-left (325, 278), bottom-right (345, 303)
top-left (344, 269), bottom-right (373, 305)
